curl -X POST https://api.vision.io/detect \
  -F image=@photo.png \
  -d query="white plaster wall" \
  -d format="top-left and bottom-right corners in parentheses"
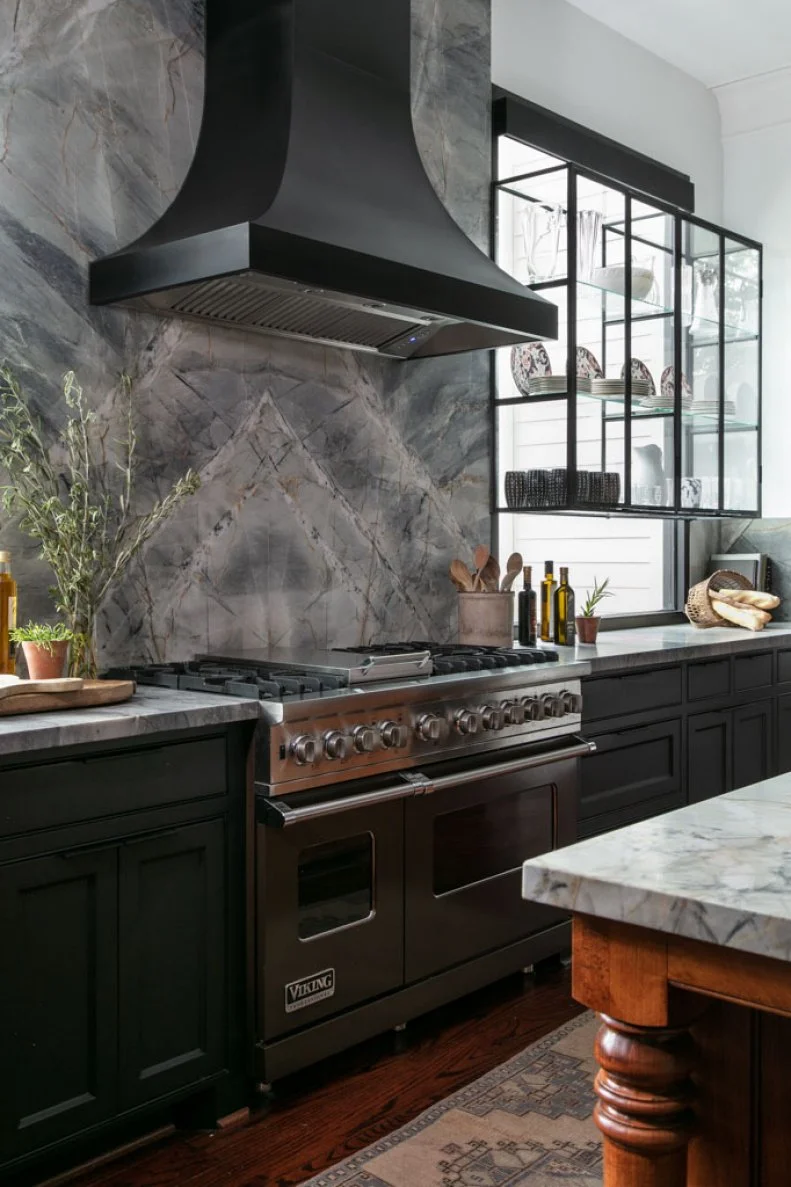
top-left (491, 0), bottom-right (724, 222)
top-left (716, 69), bottom-right (791, 517)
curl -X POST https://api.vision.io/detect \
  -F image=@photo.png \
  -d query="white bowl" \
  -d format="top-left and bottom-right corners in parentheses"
top-left (591, 265), bottom-right (655, 300)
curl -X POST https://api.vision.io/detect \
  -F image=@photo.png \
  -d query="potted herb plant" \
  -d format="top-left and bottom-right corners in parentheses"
top-left (575, 576), bottom-right (613, 645)
top-left (0, 368), bottom-right (200, 678)
top-left (10, 622), bottom-right (74, 680)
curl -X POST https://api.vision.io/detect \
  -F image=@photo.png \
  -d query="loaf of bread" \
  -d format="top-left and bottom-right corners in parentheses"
top-left (709, 587), bottom-right (780, 611)
top-left (710, 598), bottom-right (770, 631)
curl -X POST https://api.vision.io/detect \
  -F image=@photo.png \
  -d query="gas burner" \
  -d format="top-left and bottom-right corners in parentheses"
top-left (336, 642), bottom-right (559, 675)
top-left (104, 660), bottom-right (347, 700)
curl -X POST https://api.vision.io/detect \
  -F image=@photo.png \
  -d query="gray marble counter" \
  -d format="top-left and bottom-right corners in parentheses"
top-left (522, 773), bottom-right (791, 963)
top-left (0, 687), bottom-right (262, 758)
top-left (540, 622), bottom-right (791, 675)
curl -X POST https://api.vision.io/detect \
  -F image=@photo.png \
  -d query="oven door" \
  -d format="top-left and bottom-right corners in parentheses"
top-left (403, 738), bottom-right (584, 983)
top-left (256, 793), bottom-right (404, 1040)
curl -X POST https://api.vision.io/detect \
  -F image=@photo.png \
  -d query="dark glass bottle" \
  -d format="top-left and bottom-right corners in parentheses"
top-left (554, 566), bottom-right (576, 646)
top-left (540, 561), bottom-right (556, 643)
top-left (517, 565), bottom-right (537, 647)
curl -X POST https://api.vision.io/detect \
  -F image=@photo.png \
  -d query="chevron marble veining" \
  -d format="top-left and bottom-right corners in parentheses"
top-left (0, 0), bottom-right (491, 665)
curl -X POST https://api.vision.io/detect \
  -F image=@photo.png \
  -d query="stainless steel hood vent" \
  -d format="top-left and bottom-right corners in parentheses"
top-left (89, 0), bottom-right (557, 359)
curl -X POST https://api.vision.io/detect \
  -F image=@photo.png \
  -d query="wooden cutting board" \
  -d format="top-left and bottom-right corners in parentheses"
top-left (0, 679), bottom-right (136, 717)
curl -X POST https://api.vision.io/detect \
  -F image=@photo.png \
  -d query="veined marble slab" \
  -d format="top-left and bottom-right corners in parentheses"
top-left (0, 687), bottom-right (261, 758)
top-left (522, 774), bottom-right (791, 962)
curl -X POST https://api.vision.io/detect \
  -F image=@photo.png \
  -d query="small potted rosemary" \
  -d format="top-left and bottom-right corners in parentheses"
top-left (9, 622), bottom-right (74, 680)
top-left (575, 576), bottom-right (614, 645)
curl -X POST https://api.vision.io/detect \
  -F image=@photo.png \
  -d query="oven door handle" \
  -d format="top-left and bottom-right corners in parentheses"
top-left (260, 736), bottom-right (596, 828)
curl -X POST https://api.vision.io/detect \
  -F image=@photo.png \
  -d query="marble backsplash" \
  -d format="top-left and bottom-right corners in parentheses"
top-left (0, 0), bottom-right (492, 664)
top-left (722, 520), bottom-right (791, 620)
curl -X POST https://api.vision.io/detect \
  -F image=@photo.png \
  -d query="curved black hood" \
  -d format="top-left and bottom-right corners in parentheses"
top-left (90, 0), bottom-right (557, 359)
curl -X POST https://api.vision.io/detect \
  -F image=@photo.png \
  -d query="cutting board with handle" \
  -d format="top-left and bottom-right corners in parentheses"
top-left (0, 676), bottom-right (136, 717)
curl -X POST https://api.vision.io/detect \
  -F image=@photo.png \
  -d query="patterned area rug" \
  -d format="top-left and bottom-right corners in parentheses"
top-left (300, 1012), bottom-right (602, 1186)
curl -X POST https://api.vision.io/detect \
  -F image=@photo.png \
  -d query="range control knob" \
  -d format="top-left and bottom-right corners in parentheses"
top-left (479, 704), bottom-right (505, 731)
top-left (560, 689), bottom-right (583, 714)
top-left (290, 735), bottom-right (318, 765)
top-left (415, 713), bottom-right (443, 742)
top-left (453, 708), bottom-right (480, 735)
top-left (379, 720), bottom-right (409, 749)
top-left (541, 693), bottom-right (565, 718)
top-left (501, 700), bottom-right (526, 726)
top-left (352, 725), bottom-right (377, 753)
top-left (323, 729), bottom-right (351, 760)
top-left (521, 696), bottom-right (545, 721)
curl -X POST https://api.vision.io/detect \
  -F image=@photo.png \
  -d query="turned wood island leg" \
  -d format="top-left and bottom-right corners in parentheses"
top-left (594, 1016), bottom-right (696, 1187)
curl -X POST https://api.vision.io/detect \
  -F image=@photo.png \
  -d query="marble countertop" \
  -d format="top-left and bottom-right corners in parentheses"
top-left (543, 621), bottom-right (791, 675)
top-left (0, 686), bottom-right (262, 758)
top-left (522, 773), bottom-right (791, 963)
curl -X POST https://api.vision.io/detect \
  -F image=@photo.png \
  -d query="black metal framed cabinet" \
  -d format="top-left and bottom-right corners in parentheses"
top-left (0, 722), bottom-right (253, 1184)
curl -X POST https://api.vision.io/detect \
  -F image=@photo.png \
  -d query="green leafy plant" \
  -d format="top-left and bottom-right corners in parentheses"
top-left (10, 621), bottom-right (74, 654)
top-left (580, 576), bottom-right (614, 618)
top-left (0, 367), bottom-right (200, 677)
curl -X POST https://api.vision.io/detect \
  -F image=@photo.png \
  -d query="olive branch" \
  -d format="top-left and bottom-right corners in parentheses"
top-left (0, 367), bottom-right (200, 676)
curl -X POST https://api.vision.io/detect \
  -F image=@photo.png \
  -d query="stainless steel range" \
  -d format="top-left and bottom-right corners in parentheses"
top-left (114, 643), bottom-right (594, 1082)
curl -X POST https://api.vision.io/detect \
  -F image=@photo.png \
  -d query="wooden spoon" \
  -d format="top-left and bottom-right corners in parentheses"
top-left (479, 554), bottom-right (501, 592)
top-left (449, 558), bottom-right (475, 591)
top-left (472, 544), bottom-right (490, 591)
top-left (500, 552), bottom-right (524, 592)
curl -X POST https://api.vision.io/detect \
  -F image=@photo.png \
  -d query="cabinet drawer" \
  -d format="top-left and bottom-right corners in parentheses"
top-left (687, 658), bottom-right (731, 702)
top-left (583, 667), bottom-right (682, 723)
top-left (579, 719), bottom-right (681, 821)
top-left (734, 651), bottom-right (774, 693)
top-left (0, 737), bottom-right (227, 839)
top-left (577, 790), bottom-right (685, 840)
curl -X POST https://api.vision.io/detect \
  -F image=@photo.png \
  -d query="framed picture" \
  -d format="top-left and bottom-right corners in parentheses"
top-left (710, 553), bottom-right (768, 592)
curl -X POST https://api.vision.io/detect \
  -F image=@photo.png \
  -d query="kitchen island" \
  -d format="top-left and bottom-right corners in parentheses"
top-left (522, 774), bottom-right (791, 1187)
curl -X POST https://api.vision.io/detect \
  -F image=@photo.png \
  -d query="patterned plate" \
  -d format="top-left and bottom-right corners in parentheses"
top-left (621, 357), bottom-right (656, 399)
top-left (510, 342), bottom-right (552, 396)
top-left (660, 365), bottom-right (693, 403)
top-left (576, 346), bottom-right (603, 379)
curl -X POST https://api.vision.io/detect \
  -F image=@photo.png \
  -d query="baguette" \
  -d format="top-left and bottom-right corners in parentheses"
top-left (709, 587), bottom-right (780, 611)
top-left (711, 598), bottom-right (770, 631)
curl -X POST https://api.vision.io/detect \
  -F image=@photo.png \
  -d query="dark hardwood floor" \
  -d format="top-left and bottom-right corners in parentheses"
top-left (64, 964), bottom-right (579, 1187)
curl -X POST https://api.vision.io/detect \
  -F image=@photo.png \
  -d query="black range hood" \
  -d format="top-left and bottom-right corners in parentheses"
top-left (89, 0), bottom-right (557, 359)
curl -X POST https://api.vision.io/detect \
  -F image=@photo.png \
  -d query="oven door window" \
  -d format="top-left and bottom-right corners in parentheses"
top-left (298, 833), bottom-right (374, 940)
top-left (433, 786), bottom-right (554, 895)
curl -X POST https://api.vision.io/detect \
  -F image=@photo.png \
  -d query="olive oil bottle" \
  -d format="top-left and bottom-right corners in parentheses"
top-left (517, 565), bottom-right (537, 647)
top-left (554, 566), bottom-right (576, 646)
top-left (0, 550), bottom-right (18, 675)
top-left (540, 561), bottom-right (556, 643)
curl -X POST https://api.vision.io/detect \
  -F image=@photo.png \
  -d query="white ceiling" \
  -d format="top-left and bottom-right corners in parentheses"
top-left (564, 0), bottom-right (791, 88)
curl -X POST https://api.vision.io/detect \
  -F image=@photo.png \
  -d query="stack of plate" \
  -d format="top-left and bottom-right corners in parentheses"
top-left (528, 375), bottom-right (567, 396)
top-left (691, 400), bottom-right (737, 417)
top-left (588, 378), bottom-right (652, 402)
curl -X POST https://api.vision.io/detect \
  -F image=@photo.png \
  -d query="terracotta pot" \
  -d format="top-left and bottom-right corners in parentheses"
top-left (21, 640), bottom-right (70, 680)
top-left (458, 592), bottom-right (515, 647)
top-left (575, 616), bottom-right (601, 645)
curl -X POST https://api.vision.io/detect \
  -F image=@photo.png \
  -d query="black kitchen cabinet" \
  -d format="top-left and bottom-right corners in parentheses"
top-left (733, 701), bottom-right (773, 790)
top-left (778, 694), bottom-right (791, 774)
top-left (0, 723), bottom-right (252, 1183)
top-left (579, 719), bottom-right (682, 833)
top-left (0, 848), bottom-right (119, 1161)
top-left (118, 820), bottom-right (227, 1108)
top-left (688, 710), bottom-right (732, 804)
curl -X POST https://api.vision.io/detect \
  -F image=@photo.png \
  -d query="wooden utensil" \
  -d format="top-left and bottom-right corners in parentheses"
top-left (0, 679), bottom-right (135, 717)
top-left (479, 554), bottom-right (500, 592)
top-left (449, 558), bottom-right (475, 591)
top-left (471, 544), bottom-right (489, 590)
top-left (500, 552), bottom-right (524, 592)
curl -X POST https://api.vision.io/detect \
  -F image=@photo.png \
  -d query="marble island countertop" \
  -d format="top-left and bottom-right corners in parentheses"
top-left (522, 773), bottom-right (791, 963)
top-left (0, 685), bottom-right (262, 758)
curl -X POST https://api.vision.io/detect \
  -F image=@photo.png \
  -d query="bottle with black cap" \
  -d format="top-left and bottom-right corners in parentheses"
top-left (517, 565), bottom-right (537, 647)
top-left (540, 561), bottom-right (556, 643)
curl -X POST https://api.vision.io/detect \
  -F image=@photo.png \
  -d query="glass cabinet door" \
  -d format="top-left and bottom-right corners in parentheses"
top-left (723, 237), bottom-right (760, 512)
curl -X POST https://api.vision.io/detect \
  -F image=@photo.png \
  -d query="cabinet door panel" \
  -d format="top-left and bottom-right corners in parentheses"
top-left (688, 711), bottom-right (732, 804)
top-left (778, 695), bottom-right (791, 775)
top-left (0, 849), bottom-right (118, 1160)
top-left (118, 820), bottom-right (226, 1108)
top-left (733, 701), bottom-right (773, 790)
top-left (580, 720), bottom-right (681, 823)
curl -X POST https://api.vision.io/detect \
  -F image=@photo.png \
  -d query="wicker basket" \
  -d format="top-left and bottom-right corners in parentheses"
top-left (685, 569), bottom-right (754, 628)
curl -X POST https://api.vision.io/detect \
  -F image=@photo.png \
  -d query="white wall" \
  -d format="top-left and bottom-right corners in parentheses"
top-left (491, 0), bottom-right (723, 222)
top-left (716, 69), bottom-right (791, 516)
